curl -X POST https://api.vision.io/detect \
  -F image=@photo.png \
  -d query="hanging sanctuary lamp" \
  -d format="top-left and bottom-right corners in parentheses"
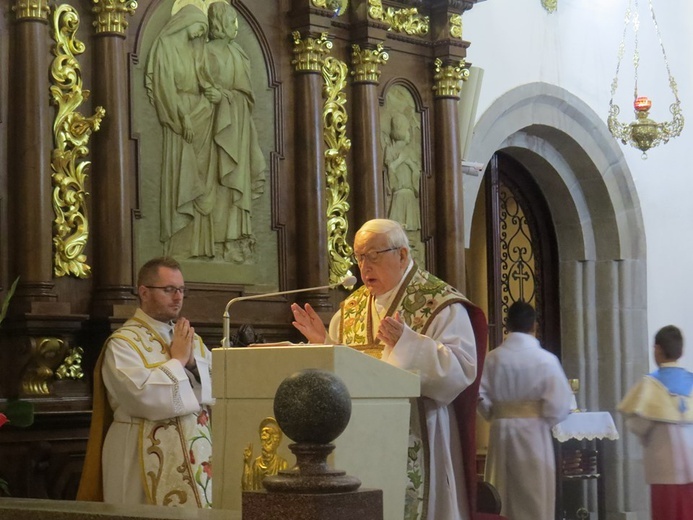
top-left (607, 0), bottom-right (684, 159)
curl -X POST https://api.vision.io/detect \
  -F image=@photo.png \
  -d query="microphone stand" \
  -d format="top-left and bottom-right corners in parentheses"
top-left (222, 276), bottom-right (356, 348)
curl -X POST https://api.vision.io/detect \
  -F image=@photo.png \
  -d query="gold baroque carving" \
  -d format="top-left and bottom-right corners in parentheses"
top-left (291, 31), bottom-right (332, 73)
top-left (50, 4), bottom-right (105, 278)
top-left (11, 0), bottom-right (50, 20)
top-left (449, 14), bottom-right (463, 39)
top-left (322, 55), bottom-right (354, 284)
top-left (542, 0), bottom-right (557, 13)
top-left (310, 0), bottom-right (348, 15)
top-left (367, 0), bottom-right (429, 36)
top-left (91, 0), bottom-right (138, 35)
top-left (351, 44), bottom-right (389, 84)
top-left (432, 58), bottom-right (468, 99)
top-left (55, 345), bottom-right (85, 380)
top-left (21, 337), bottom-right (69, 396)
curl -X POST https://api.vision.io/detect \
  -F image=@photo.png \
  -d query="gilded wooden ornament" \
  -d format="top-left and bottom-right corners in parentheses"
top-left (50, 4), bottom-right (105, 278)
top-left (91, 0), bottom-right (138, 35)
top-left (432, 58), bottom-right (468, 98)
top-left (322, 56), bottom-right (354, 284)
top-left (351, 44), bottom-right (389, 84)
top-left (291, 31), bottom-right (333, 73)
top-left (310, 0), bottom-right (348, 15)
top-left (367, 0), bottom-right (428, 36)
top-left (449, 14), bottom-right (463, 39)
top-left (21, 337), bottom-right (69, 396)
top-left (55, 346), bottom-right (85, 380)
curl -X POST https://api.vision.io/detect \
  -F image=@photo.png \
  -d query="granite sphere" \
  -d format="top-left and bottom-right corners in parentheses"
top-left (273, 368), bottom-right (352, 444)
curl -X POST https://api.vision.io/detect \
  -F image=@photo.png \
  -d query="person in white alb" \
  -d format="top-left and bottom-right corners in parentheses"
top-left (291, 218), bottom-right (487, 520)
top-left (77, 257), bottom-right (214, 507)
top-left (478, 301), bottom-right (573, 520)
top-left (618, 325), bottom-right (693, 520)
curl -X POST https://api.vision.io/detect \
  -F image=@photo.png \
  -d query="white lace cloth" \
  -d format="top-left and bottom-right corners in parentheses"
top-left (552, 411), bottom-right (620, 442)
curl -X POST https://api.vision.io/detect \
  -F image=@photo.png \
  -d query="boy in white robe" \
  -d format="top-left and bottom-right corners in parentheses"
top-left (618, 325), bottom-right (693, 520)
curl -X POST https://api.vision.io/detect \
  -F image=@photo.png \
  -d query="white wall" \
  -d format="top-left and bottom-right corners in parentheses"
top-left (464, 0), bottom-right (693, 371)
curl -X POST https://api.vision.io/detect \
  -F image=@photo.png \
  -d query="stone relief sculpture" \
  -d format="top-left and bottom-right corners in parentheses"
top-left (384, 112), bottom-right (421, 232)
top-left (242, 417), bottom-right (289, 490)
top-left (381, 85), bottom-right (425, 264)
top-left (144, 0), bottom-right (266, 263)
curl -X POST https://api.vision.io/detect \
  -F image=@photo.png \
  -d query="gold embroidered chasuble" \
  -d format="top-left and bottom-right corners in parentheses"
top-left (338, 265), bottom-right (469, 520)
top-left (106, 317), bottom-right (213, 507)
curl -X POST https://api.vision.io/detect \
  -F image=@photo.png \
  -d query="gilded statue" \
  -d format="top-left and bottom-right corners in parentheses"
top-left (242, 417), bottom-right (289, 490)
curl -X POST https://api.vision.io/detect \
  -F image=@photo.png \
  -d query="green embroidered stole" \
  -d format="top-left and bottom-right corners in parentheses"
top-left (339, 265), bottom-right (467, 520)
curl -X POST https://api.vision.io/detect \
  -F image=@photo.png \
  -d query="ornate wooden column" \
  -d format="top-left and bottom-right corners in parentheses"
top-left (432, 58), bottom-right (467, 292)
top-left (291, 31), bottom-right (332, 310)
top-left (90, 0), bottom-right (137, 317)
top-left (430, 2), bottom-right (471, 292)
top-left (7, 0), bottom-right (55, 307)
top-left (350, 44), bottom-right (389, 224)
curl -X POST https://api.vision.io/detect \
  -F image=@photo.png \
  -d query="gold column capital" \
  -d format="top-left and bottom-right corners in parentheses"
top-left (292, 31), bottom-right (333, 73)
top-left (12, 0), bottom-right (50, 21)
top-left (433, 58), bottom-right (468, 99)
top-left (91, 0), bottom-right (138, 35)
top-left (542, 0), bottom-right (557, 14)
top-left (351, 43), bottom-right (388, 85)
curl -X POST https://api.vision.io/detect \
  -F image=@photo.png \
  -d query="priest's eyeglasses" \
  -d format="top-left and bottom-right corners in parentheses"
top-left (352, 247), bottom-right (399, 265)
top-left (145, 285), bottom-right (187, 296)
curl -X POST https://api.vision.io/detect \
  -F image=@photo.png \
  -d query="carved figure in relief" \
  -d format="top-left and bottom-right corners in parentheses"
top-left (242, 417), bottom-right (289, 490)
top-left (204, 1), bottom-right (266, 263)
top-left (145, 0), bottom-right (266, 263)
top-left (384, 113), bottom-right (421, 232)
top-left (145, 4), bottom-right (217, 259)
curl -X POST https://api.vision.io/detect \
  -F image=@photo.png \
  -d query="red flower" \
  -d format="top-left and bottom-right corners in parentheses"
top-left (0, 413), bottom-right (8, 428)
top-left (189, 448), bottom-right (196, 465)
top-left (197, 410), bottom-right (209, 427)
top-left (201, 461), bottom-right (212, 478)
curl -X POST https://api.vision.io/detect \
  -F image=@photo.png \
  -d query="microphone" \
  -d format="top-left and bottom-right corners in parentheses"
top-left (221, 275), bottom-right (357, 348)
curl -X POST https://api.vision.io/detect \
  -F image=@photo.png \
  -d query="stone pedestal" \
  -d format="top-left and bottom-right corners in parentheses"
top-left (242, 489), bottom-right (383, 520)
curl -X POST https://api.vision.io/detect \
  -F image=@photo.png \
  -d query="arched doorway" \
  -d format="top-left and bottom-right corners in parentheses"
top-left (465, 83), bottom-right (649, 517)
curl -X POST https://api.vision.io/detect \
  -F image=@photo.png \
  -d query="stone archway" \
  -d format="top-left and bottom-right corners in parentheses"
top-left (465, 82), bottom-right (649, 518)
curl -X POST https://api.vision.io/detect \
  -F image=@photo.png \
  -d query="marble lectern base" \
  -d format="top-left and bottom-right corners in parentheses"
top-left (242, 489), bottom-right (383, 520)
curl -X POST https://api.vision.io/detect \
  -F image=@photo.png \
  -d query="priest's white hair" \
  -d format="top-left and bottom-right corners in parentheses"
top-left (357, 219), bottom-right (410, 252)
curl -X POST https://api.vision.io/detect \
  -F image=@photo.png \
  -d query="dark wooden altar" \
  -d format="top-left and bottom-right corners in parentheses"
top-left (0, 0), bottom-right (483, 499)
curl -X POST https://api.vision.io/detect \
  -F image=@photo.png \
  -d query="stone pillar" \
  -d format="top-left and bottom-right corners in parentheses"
top-left (90, 0), bottom-right (138, 317)
top-left (291, 32), bottom-right (332, 310)
top-left (350, 44), bottom-right (389, 225)
top-left (432, 58), bottom-right (468, 292)
top-left (7, 0), bottom-right (55, 307)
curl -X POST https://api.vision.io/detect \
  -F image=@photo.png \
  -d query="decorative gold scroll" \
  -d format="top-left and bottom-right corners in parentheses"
top-left (367, 0), bottom-right (428, 36)
top-left (55, 345), bottom-right (85, 380)
top-left (11, 0), bottom-right (50, 20)
top-left (542, 0), bottom-right (557, 13)
top-left (449, 14), bottom-right (463, 39)
top-left (322, 56), bottom-right (353, 284)
top-left (50, 4), bottom-right (105, 278)
top-left (432, 58), bottom-right (468, 98)
top-left (91, 0), bottom-right (138, 35)
top-left (291, 31), bottom-right (333, 73)
top-left (310, 0), bottom-right (348, 15)
top-left (351, 43), bottom-right (389, 84)
top-left (21, 337), bottom-right (68, 396)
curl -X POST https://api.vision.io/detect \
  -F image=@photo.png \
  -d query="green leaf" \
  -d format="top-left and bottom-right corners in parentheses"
top-left (0, 478), bottom-right (10, 496)
top-left (4, 399), bottom-right (34, 428)
top-left (0, 277), bottom-right (19, 325)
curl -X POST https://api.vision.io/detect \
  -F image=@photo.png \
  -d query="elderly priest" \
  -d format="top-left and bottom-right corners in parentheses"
top-left (291, 218), bottom-right (487, 520)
